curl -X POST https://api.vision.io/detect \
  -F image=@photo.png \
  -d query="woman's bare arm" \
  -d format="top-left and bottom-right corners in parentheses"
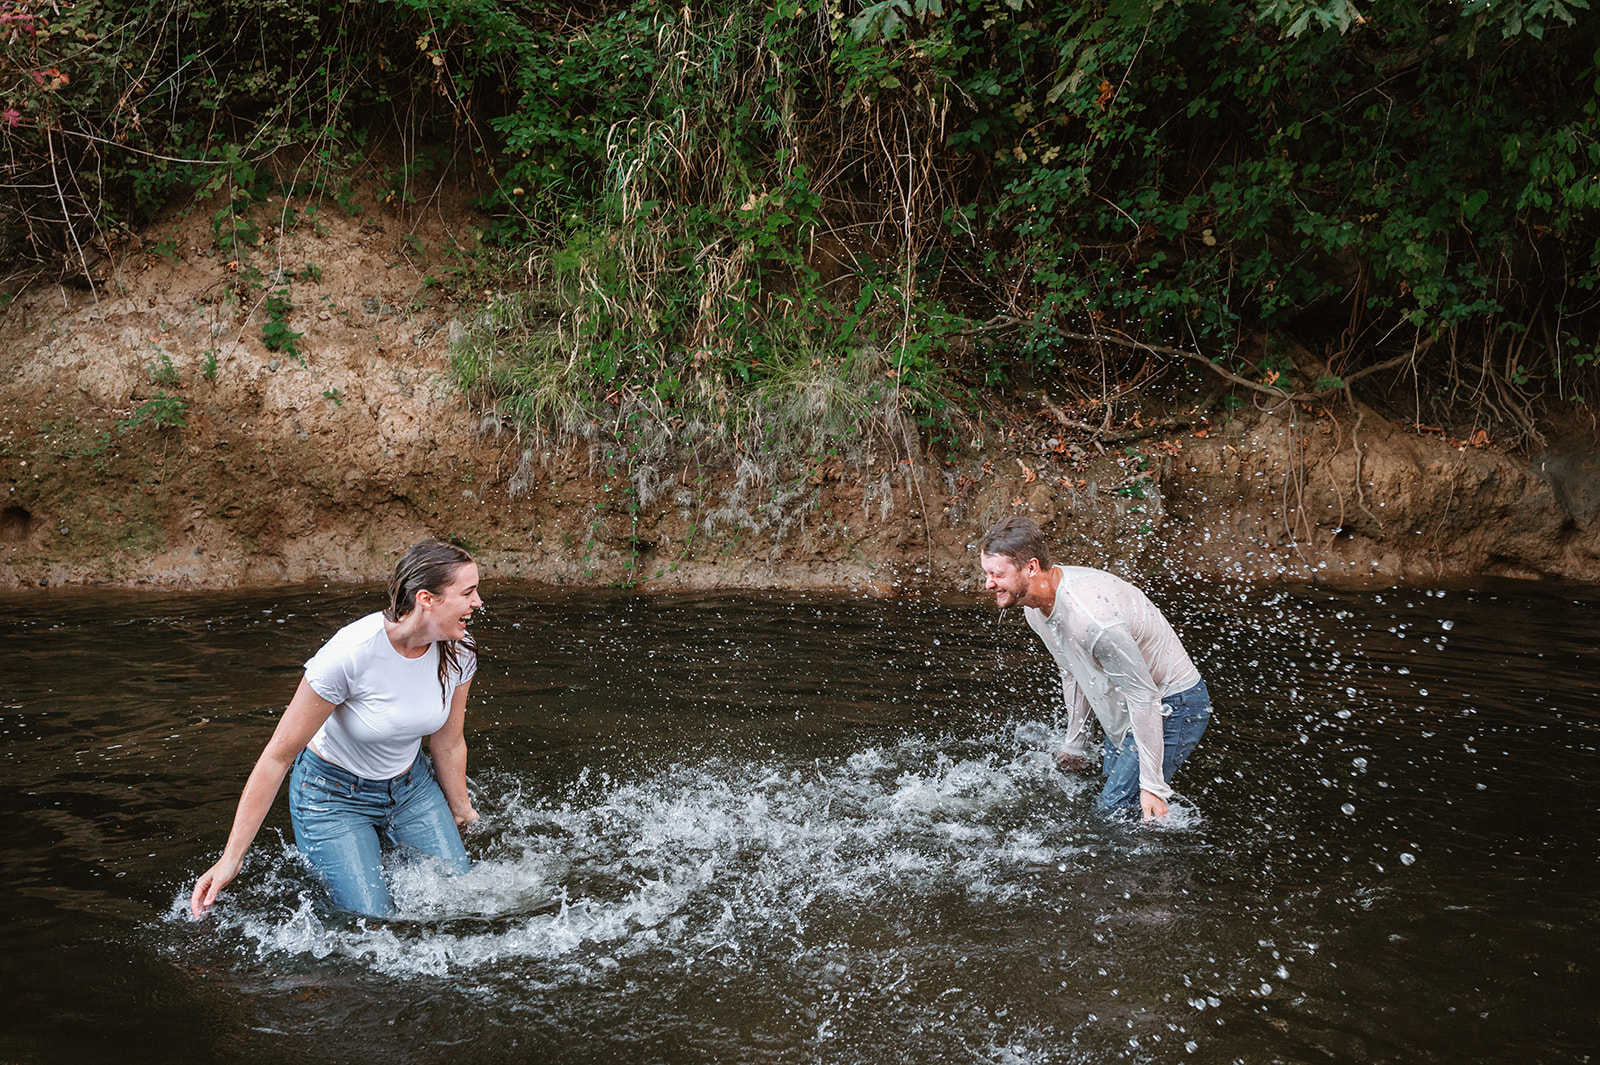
top-left (190, 678), bottom-right (337, 917)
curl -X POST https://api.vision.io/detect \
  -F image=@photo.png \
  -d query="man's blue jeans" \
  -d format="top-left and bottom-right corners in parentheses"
top-left (1099, 678), bottom-right (1212, 814)
top-left (288, 746), bottom-right (471, 917)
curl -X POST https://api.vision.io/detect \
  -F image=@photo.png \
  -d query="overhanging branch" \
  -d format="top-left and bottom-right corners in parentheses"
top-left (962, 314), bottom-right (1433, 404)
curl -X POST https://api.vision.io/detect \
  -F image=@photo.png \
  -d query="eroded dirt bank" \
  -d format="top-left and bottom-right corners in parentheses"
top-left (4, 197), bottom-right (1599, 593)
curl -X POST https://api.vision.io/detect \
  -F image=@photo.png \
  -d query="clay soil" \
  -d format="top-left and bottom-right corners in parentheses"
top-left (4, 184), bottom-right (1600, 594)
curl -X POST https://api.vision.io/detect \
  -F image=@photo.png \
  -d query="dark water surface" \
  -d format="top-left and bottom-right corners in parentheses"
top-left (1, 578), bottom-right (1595, 1064)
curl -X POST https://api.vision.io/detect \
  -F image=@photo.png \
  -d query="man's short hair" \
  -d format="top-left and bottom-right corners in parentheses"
top-left (981, 516), bottom-right (1051, 570)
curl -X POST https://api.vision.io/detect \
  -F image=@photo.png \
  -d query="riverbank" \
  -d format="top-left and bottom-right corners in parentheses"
top-left (4, 194), bottom-right (1598, 592)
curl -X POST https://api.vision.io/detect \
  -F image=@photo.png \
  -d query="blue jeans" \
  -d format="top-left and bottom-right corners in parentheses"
top-left (1099, 678), bottom-right (1212, 813)
top-left (289, 746), bottom-right (470, 917)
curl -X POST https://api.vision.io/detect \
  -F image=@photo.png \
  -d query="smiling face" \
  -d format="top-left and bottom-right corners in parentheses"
top-left (980, 551), bottom-right (1036, 610)
top-left (420, 561), bottom-right (482, 642)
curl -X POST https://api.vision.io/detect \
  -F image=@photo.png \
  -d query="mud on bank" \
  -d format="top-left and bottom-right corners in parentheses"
top-left (4, 198), bottom-right (1599, 593)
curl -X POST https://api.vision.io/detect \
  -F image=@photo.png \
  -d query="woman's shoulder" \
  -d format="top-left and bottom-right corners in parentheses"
top-left (312, 612), bottom-right (390, 661)
top-left (325, 611), bottom-right (387, 644)
top-left (304, 612), bottom-right (389, 694)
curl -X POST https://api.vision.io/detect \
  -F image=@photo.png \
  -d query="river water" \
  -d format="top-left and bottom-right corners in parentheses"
top-left (0, 577), bottom-right (1595, 1064)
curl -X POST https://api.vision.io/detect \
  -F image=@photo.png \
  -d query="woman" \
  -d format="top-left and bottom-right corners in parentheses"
top-left (191, 539), bottom-right (483, 918)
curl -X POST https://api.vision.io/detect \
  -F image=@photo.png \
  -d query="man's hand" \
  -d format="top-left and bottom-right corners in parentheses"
top-left (1140, 790), bottom-right (1169, 821)
top-left (1054, 751), bottom-right (1094, 775)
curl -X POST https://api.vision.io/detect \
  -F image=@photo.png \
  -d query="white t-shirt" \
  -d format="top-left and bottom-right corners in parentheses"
top-left (1024, 566), bottom-right (1201, 800)
top-left (304, 612), bottom-right (477, 779)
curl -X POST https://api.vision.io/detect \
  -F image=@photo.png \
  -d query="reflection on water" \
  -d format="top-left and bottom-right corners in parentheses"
top-left (1, 579), bottom-right (1596, 1063)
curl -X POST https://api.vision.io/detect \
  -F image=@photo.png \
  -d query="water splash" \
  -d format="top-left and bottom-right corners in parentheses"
top-left (183, 727), bottom-right (1127, 980)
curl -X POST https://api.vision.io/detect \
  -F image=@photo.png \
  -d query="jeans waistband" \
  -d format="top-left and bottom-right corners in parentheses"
top-left (1160, 677), bottom-right (1210, 716)
top-left (295, 745), bottom-right (423, 789)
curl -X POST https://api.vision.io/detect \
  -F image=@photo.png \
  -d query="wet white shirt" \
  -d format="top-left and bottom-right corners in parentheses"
top-left (1024, 566), bottom-right (1201, 800)
top-left (303, 612), bottom-right (476, 779)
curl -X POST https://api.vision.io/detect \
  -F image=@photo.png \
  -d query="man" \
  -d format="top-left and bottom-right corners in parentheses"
top-left (979, 516), bottom-right (1211, 820)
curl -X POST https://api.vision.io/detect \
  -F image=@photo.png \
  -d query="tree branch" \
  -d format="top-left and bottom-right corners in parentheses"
top-left (964, 314), bottom-right (1436, 404)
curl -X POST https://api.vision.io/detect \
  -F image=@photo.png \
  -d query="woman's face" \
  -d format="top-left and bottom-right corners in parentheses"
top-left (422, 562), bottom-right (482, 641)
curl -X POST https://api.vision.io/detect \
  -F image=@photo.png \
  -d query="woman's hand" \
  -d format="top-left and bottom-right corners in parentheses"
top-left (191, 854), bottom-right (243, 918)
top-left (453, 804), bottom-right (480, 829)
top-left (1140, 790), bottom-right (1170, 821)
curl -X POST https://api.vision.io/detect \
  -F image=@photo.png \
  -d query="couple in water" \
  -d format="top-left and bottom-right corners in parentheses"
top-left (192, 518), bottom-right (1209, 919)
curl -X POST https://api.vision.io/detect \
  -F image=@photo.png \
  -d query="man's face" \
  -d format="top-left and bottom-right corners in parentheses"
top-left (980, 552), bottom-right (1033, 610)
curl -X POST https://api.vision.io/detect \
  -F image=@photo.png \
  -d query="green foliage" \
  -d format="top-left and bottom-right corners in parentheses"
top-left (117, 393), bottom-right (188, 433)
top-left (921, 0), bottom-right (1600, 440)
top-left (1261, 0), bottom-right (1592, 39)
top-left (261, 289), bottom-right (304, 360)
top-left (1255, 0), bottom-right (1365, 36)
top-left (0, 0), bottom-right (458, 274)
top-left (146, 352), bottom-right (181, 387)
top-left (336, 181), bottom-right (365, 218)
top-left (435, 0), bottom-right (1600, 448)
top-left (850, 0), bottom-right (946, 41)
top-left (6, 0), bottom-right (1600, 454)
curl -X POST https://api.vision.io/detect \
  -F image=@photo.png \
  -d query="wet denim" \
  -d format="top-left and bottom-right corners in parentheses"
top-left (1098, 677), bottom-right (1212, 813)
top-left (288, 746), bottom-right (470, 917)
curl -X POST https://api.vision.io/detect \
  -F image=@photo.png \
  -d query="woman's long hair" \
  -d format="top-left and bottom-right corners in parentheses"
top-left (385, 538), bottom-right (478, 702)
